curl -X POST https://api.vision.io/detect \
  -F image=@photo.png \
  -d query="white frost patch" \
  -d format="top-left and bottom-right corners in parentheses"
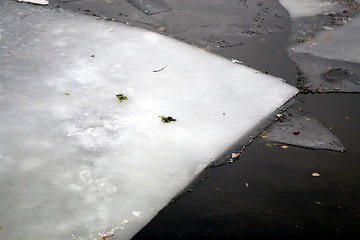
top-left (279, 0), bottom-right (340, 18)
top-left (0, 1), bottom-right (297, 240)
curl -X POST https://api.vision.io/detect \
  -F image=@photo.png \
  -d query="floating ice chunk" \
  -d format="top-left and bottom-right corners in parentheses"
top-left (264, 110), bottom-right (345, 152)
top-left (290, 16), bottom-right (360, 64)
top-left (279, 0), bottom-right (342, 18)
top-left (0, 1), bottom-right (297, 240)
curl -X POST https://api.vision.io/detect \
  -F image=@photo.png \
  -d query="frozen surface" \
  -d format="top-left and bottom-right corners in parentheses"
top-left (293, 53), bottom-right (360, 93)
top-left (0, 1), bottom-right (297, 240)
top-left (264, 110), bottom-right (345, 152)
top-left (279, 0), bottom-right (344, 18)
top-left (290, 16), bottom-right (360, 64)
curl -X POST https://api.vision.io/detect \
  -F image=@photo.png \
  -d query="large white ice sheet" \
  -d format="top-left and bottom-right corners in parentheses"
top-left (0, 1), bottom-right (297, 240)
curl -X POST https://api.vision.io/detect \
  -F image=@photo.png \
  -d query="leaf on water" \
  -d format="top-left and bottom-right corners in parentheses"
top-left (116, 94), bottom-right (127, 102)
top-left (281, 145), bottom-right (288, 149)
top-left (312, 172), bottom-right (321, 177)
top-left (265, 143), bottom-right (273, 148)
top-left (102, 0), bottom-right (113, 3)
top-left (293, 131), bottom-right (300, 135)
top-left (159, 116), bottom-right (176, 123)
top-left (0, 227), bottom-right (2, 231)
top-left (64, 93), bottom-right (70, 95)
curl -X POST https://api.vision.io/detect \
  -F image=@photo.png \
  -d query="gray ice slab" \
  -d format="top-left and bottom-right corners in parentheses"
top-left (290, 16), bottom-right (360, 64)
top-left (293, 53), bottom-right (360, 93)
top-left (127, 0), bottom-right (171, 15)
top-left (264, 111), bottom-right (345, 152)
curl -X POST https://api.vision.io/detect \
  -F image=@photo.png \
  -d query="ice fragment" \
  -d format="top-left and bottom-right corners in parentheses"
top-left (127, 0), bottom-right (171, 15)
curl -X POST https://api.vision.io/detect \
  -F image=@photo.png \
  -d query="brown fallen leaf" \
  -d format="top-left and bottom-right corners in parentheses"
top-left (281, 145), bottom-right (288, 149)
top-left (312, 172), bottom-right (321, 177)
top-left (227, 159), bottom-right (234, 163)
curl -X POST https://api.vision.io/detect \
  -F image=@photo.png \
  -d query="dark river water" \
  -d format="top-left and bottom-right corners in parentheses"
top-left (50, 0), bottom-right (360, 238)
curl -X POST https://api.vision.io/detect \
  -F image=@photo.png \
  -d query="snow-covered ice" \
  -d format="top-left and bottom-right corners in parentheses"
top-left (0, 1), bottom-right (297, 239)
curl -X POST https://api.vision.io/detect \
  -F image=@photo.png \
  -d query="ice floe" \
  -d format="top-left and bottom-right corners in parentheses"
top-left (0, 1), bottom-right (297, 239)
top-left (263, 109), bottom-right (345, 152)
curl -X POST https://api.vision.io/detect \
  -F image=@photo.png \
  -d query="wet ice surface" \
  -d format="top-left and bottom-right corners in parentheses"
top-left (268, 0), bottom-right (360, 149)
top-left (264, 110), bottom-right (345, 152)
top-left (0, 1), bottom-right (297, 240)
top-left (290, 16), bottom-right (360, 64)
top-left (280, 0), bottom-right (360, 94)
top-left (294, 53), bottom-right (360, 93)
